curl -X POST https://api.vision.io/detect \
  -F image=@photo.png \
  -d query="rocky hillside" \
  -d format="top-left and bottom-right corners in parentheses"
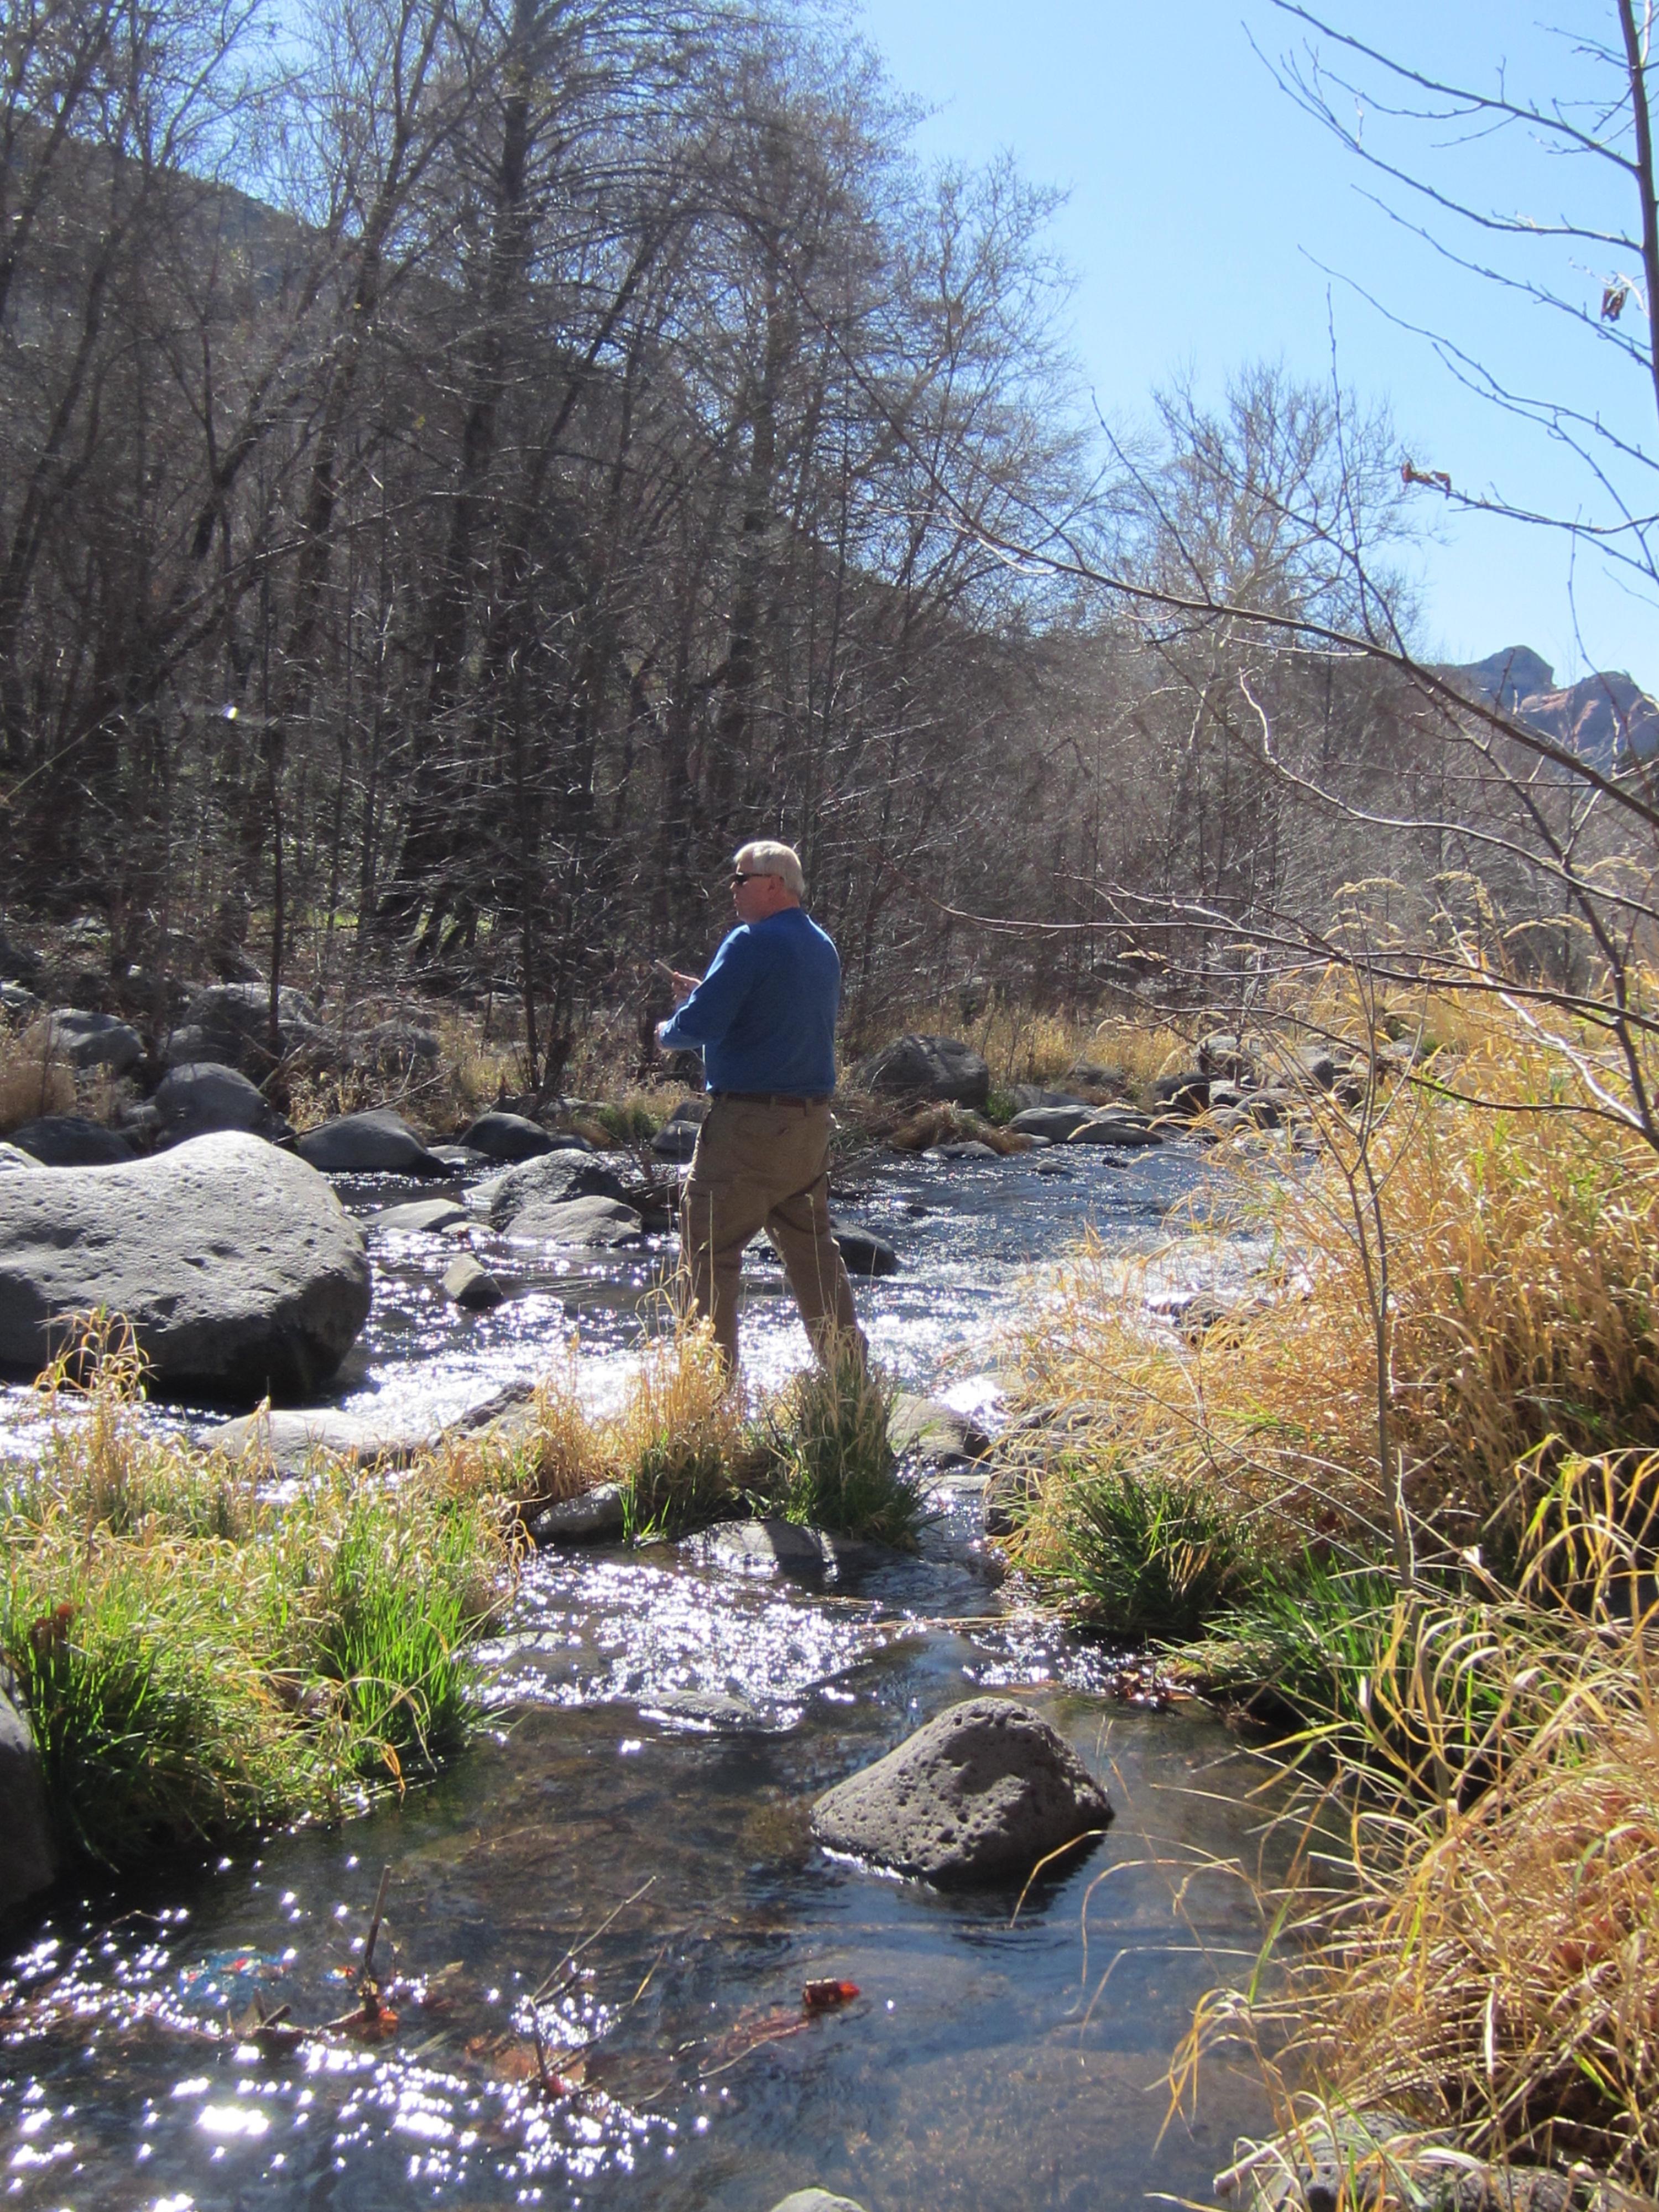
top-left (1439, 645), bottom-right (1659, 771)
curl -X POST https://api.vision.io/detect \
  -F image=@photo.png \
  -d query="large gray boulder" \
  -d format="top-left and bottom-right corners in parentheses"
top-left (855, 1034), bottom-right (990, 1110)
top-left (154, 1062), bottom-right (293, 1147)
top-left (165, 983), bottom-right (326, 1075)
top-left (0, 1670), bottom-right (55, 1914)
top-left (478, 1149), bottom-right (630, 1228)
top-left (0, 1132), bottom-right (371, 1399)
top-left (11, 1115), bottom-right (135, 1166)
top-left (0, 1142), bottom-right (43, 1172)
top-left (503, 1192), bottom-right (644, 1248)
top-left (1067, 1113), bottom-right (1164, 1148)
top-left (1009, 1104), bottom-right (1094, 1141)
top-left (460, 1111), bottom-right (567, 1162)
top-left (23, 1009), bottom-right (143, 1077)
top-left (296, 1108), bottom-right (448, 1176)
top-left (811, 1696), bottom-right (1111, 1884)
top-left (0, 928), bottom-right (44, 990)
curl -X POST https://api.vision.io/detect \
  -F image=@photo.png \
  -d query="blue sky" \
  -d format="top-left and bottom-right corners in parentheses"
top-left (855, 0), bottom-right (1656, 688)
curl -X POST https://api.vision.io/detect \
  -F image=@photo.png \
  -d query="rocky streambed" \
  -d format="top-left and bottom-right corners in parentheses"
top-left (0, 1128), bottom-right (1288, 2212)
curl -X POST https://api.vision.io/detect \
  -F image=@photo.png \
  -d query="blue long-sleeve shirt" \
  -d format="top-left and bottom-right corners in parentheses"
top-left (658, 906), bottom-right (841, 1095)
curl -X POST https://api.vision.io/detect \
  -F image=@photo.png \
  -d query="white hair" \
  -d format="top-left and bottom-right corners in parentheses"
top-left (734, 839), bottom-right (805, 899)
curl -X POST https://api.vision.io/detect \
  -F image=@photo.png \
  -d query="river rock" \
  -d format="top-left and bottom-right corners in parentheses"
top-left (930, 1139), bottom-right (998, 1160)
top-left (767, 2195), bottom-right (870, 2212)
top-left (460, 1111), bottom-right (568, 1162)
top-left (651, 1119), bottom-right (700, 1161)
top-left (504, 1192), bottom-right (645, 1248)
top-left (205, 1406), bottom-right (432, 1473)
top-left (10, 1115), bottom-right (136, 1166)
top-left (1067, 1113), bottom-right (1164, 1147)
top-left (889, 1394), bottom-right (989, 1463)
top-left (0, 1143), bottom-right (41, 1172)
top-left (1152, 1071), bottom-right (1210, 1115)
top-left (478, 1150), bottom-right (631, 1227)
top-left (371, 1197), bottom-right (471, 1234)
top-left (855, 1034), bottom-right (991, 1109)
top-left (0, 1669), bottom-right (55, 1914)
top-left (356, 1021), bottom-right (440, 1078)
top-left (154, 1062), bottom-right (294, 1147)
top-left (811, 1696), bottom-right (1112, 1884)
top-left (1009, 1104), bottom-right (1094, 1141)
top-left (296, 1108), bottom-right (449, 1176)
top-left (0, 1133), bottom-right (371, 1397)
top-left (765, 2194), bottom-right (872, 2212)
top-left (166, 982), bottom-right (327, 1074)
top-left (1198, 1032), bottom-right (1258, 1084)
top-left (0, 980), bottom-right (42, 1020)
top-left (831, 1225), bottom-right (898, 1277)
top-left (0, 928), bottom-right (44, 989)
top-left (698, 1518), bottom-right (889, 1584)
top-left (528, 1483), bottom-right (626, 1543)
top-left (1008, 1085), bottom-right (1088, 1112)
top-left (24, 1009), bottom-right (143, 1077)
top-left (1211, 2106), bottom-right (1611, 2212)
top-left (442, 1253), bottom-right (504, 1310)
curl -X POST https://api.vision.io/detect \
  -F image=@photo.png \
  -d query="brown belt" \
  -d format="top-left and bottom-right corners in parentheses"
top-left (711, 1091), bottom-right (829, 1109)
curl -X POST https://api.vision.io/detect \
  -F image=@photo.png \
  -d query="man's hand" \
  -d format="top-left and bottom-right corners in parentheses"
top-left (655, 959), bottom-right (702, 1005)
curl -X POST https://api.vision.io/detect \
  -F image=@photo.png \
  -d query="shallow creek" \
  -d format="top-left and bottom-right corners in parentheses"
top-left (2, 1139), bottom-right (1288, 2212)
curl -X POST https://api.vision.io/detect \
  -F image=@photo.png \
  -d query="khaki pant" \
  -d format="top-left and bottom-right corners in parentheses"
top-left (679, 1095), bottom-right (865, 1373)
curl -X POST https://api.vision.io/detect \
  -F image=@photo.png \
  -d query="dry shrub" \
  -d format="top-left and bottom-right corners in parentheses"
top-left (1191, 1575), bottom-right (1659, 2194)
top-left (0, 1046), bottom-right (74, 1131)
top-left (608, 1316), bottom-right (752, 1537)
top-left (1326, 1693), bottom-right (1659, 2182)
top-left (1013, 997), bottom-right (1659, 1575)
top-left (434, 1343), bottom-right (603, 1511)
top-left (883, 1102), bottom-right (1033, 1155)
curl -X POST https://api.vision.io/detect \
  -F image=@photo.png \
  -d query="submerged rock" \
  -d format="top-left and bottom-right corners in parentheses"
top-left (697, 1517), bottom-right (890, 1584)
top-left (811, 1695), bottom-right (1112, 1884)
top-left (0, 1133), bottom-right (371, 1399)
top-left (0, 1669), bottom-right (55, 1915)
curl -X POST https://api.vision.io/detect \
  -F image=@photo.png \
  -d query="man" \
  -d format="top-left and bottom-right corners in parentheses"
top-left (656, 839), bottom-right (865, 1375)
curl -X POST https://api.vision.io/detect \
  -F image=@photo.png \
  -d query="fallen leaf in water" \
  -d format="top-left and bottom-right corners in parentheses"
top-left (801, 1979), bottom-right (859, 2011)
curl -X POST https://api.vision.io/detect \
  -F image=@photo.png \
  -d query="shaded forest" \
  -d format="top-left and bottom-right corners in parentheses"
top-left (3, 0), bottom-right (1635, 1084)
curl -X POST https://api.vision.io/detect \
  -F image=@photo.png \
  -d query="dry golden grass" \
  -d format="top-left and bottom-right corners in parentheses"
top-left (1183, 1553), bottom-right (1659, 2194)
top-left (1011, 1000), bottom-right (1659, 1578)
top-left (0, 1041), bottom-right (75, 1131)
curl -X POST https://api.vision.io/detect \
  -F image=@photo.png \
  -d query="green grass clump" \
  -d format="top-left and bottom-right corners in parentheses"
top-left (765, 1348), bottom-right (926, 1548)
top-left (1, 1321), bottom-right (507, 1867)
top-left (1029, 1460), bottom-right (1261, 1639)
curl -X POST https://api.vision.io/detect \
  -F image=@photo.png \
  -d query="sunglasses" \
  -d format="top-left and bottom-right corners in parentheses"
top-left (728, 869), bottom-right (771, 886)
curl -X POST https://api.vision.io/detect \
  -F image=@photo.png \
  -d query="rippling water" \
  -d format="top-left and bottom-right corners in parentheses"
top-left (1, 1135), bottom-right (1288, 2211)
